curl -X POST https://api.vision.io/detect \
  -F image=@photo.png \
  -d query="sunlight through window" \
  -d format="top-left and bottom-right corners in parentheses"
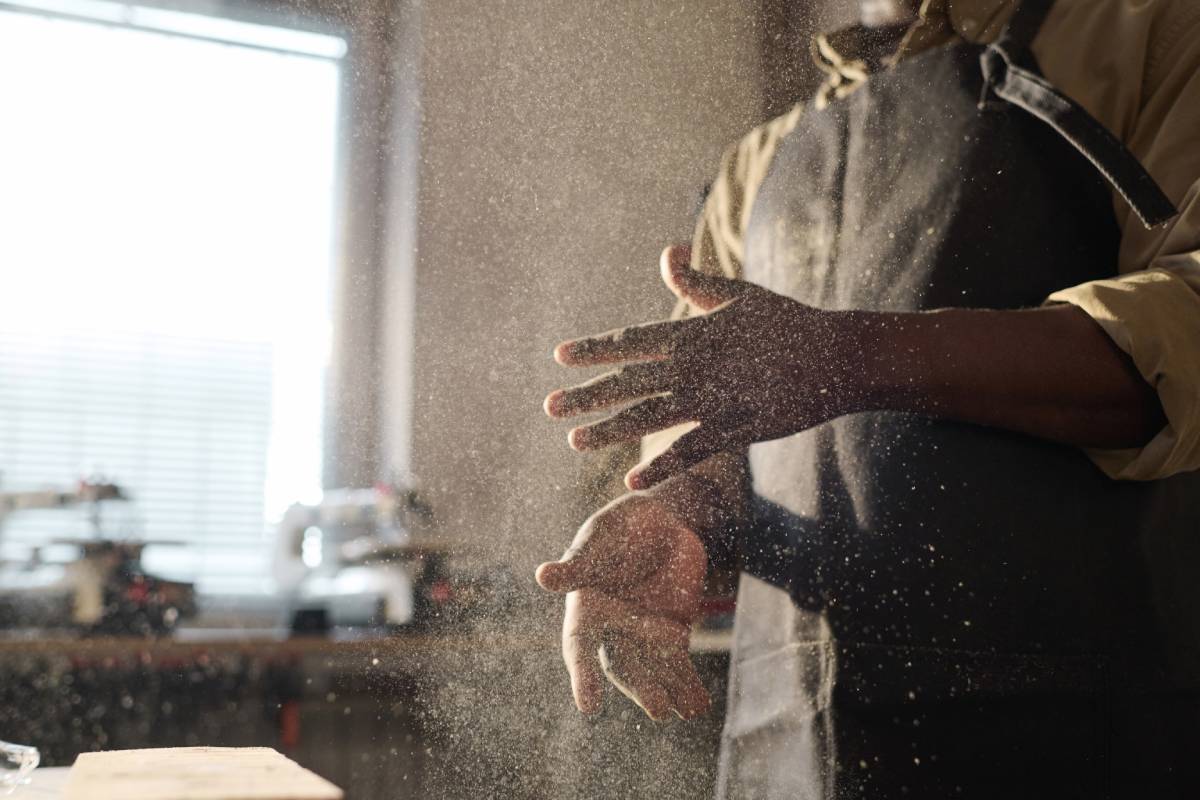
top-left (0, 1), bottom-right (344, 593)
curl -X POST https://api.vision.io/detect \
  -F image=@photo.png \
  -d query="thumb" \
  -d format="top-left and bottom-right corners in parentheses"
top-left (660, 244), bottom-right (746, 311)
top-left (537, 496), bottom-right (659, 593)
top-left (535, 558), bottom-right (587, 593)
top-left (536, 545), bottom-right (609, 593)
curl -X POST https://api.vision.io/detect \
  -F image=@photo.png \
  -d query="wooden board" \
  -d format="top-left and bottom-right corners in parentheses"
top-left (63, 747), bottom-right (343, 800)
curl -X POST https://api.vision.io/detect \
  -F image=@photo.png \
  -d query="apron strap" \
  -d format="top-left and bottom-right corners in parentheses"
top-left (979, 0), bottom-right (1179, 229)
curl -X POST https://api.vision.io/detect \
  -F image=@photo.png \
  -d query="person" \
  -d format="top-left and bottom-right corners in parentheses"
top-left (538, 0), bottom-right (1200, 796)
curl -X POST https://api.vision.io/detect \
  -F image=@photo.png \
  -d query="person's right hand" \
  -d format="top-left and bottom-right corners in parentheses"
top-left (535, 491), bottom-right (710, 721)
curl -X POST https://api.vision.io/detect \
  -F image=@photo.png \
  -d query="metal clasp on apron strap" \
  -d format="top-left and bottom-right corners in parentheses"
top-left (978, 0), bottom-right (1178, 229)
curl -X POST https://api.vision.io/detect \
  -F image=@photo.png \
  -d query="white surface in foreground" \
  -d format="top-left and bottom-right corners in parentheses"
top-left (9, 767), bottom-right (69, 798)
top-left (59, 747), bottom-right (342, 800)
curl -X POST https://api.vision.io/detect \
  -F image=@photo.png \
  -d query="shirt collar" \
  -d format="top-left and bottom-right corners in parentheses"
top-left (813, 0), bottom-right (1018, 103)
top-left (944, 0), bottom-right (1017, 43)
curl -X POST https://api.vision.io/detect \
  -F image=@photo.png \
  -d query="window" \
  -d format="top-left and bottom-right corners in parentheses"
top-left (0, 0), bottom-right (345, 594)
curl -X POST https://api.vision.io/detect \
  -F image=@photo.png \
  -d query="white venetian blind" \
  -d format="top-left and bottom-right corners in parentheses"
top-left (0, 1), bottom-right (345, 594)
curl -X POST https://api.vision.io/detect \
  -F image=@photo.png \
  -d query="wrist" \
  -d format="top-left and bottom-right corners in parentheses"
top-left (642, 469), bottom-right (743, 571)
top-left (827, 308), bottom-right (939, 416)
top-left (641, 456), bottom-right (745, 534)
top-left (641, 469), bottom-right (727, 531)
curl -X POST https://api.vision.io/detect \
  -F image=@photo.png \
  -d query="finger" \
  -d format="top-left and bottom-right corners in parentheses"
top-left (545, 362), bottom-right (674, 419)
top-left (554, 316), bottom-right (701, 367)
top-left (660, 245), bottom-right (748, 312)
top-left (570, 397), bottom-right (693, 451)
top-left (598, 643), bottom-right (671, 721)
top-left (626, 423), bottom-right (751, 491)
top-left (658, 648), bottom-right (711, 720)
top-left (574, 590), bottom-right (696, 719)
top-left (562, 592), bottom-right (604, 714)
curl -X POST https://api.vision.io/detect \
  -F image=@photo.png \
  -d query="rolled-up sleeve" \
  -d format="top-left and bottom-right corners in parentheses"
top-left (1047, 261), bottom-right (1200, 480)
top-left (1042, 3), bottom-right (1200, 481)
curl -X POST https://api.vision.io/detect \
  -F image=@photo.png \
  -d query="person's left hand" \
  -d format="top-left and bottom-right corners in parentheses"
top-left (545, 245), bottom-right (859, 490)
top-left (536, 491), bottom-right (711, 721)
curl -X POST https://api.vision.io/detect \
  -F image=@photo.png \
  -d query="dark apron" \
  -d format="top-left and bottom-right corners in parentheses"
top-left (717, 1), bottom-right (1200, 797)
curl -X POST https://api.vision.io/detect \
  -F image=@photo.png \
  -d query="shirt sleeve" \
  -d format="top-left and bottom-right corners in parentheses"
top-left (689, 102), bottom-right (807, 286)
top-left (1043, 2), bottom-right (1200, 481)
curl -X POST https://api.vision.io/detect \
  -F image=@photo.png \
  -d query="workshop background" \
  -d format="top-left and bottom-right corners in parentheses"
top-left (0, 0), bottom-right (853, 797)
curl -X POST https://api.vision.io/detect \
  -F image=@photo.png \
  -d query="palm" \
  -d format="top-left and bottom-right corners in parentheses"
top-left (537, 493), bottom-right (710, 719)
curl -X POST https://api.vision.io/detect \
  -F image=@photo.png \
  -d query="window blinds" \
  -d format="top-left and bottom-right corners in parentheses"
top-left (0, 4), bottom-right (343, 594)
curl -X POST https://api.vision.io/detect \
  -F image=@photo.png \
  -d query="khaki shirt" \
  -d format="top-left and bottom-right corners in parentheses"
top-left (688, 0), bottom-right (1200, 481)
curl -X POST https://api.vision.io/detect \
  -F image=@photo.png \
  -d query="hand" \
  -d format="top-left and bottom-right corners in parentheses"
top-left (545, 245), bottom-right (857, 489)
top-left (535, 491), bottom-right (710, 720)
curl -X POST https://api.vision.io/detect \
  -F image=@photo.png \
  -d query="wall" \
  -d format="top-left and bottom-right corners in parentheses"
top-left (385, 0), bottom-right (766, 582)
top-left (378, 7), bottom-right (765, 794)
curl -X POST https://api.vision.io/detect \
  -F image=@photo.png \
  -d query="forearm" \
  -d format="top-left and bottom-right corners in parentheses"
top-left (550, 251), bottom-right (1168, 492)
top-left (846, 303), bottom-right (1165, 448)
